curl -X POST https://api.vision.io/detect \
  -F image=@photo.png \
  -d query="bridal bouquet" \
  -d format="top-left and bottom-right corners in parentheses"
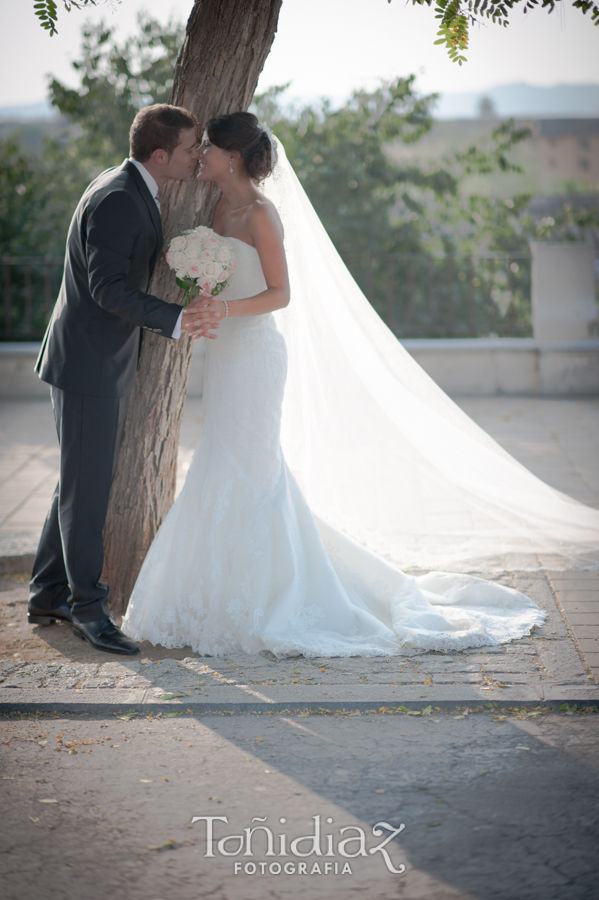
top-left (166, 225), bottom-right (236, 307)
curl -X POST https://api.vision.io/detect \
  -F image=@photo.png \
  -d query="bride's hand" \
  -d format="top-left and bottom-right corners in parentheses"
top-left (182, 294), bottom-right (219, 340)
top-left (198, 295), bottom-right (228, 322)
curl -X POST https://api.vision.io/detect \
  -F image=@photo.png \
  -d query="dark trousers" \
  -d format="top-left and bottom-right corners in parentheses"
top-left (29, 387), bottom-right (128, 623)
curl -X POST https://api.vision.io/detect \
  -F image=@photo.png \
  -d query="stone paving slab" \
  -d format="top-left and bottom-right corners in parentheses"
top-left (545, 569), bottom-right (599, 683)
top-left (1, 568), bottom-right (598, 712)
top-left (1, 567), bottom-right (598, 704)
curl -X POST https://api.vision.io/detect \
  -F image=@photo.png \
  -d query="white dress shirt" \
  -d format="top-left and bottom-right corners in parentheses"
top-left (128, 158), bottom-right (182, 339)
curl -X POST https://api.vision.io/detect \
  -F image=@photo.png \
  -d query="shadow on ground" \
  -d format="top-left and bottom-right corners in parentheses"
top-left (1, 708), bottom-right (598, 900)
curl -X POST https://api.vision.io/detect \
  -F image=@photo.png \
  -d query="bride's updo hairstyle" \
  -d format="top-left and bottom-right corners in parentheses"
top-left (206, 112), bottom-right (273, 182)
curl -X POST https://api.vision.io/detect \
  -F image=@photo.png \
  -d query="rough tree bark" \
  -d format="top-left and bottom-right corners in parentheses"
top-left (103, 0), bottom-right (283, 613)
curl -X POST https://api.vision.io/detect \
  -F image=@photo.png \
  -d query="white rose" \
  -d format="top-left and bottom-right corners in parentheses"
top-left (186, 243), bottom-right (201, 259)
top-left (216, 246), bottom-right (231, 262)
top-left (174, 251), bottom-right (188, 272)
top-left (200, 249), bottom-right (214, 262)
top-left (165, 251), bottom-right (173, 267)
top-left (186, 260), bottom-right (203, 279)
top-left (205, 234), bottom-right (220, 249)
top-left (186, 230), bottom-right (202, 244)
top-left (170, 235), bottom-right (187, 252)
top-left (205, 262), bottom-right (222, 277)
top-left (199, 277), bottom-right (216, 294)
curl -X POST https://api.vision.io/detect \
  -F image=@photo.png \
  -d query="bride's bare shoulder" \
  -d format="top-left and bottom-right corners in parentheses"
top-left (247, 195), bottom-right (283, 239)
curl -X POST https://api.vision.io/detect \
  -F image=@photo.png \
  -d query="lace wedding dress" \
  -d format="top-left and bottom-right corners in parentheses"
top-left (123, 236), bottom-right (550, 657)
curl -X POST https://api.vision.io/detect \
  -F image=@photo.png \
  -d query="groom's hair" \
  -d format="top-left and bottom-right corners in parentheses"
top-left (130, 104), bottom-right (197, 161)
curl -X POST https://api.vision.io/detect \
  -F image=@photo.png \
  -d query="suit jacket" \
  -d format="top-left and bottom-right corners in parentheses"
top-left (36, 160), bottom-right (182, 397)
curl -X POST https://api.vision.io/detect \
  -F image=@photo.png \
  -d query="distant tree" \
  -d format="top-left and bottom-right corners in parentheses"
top-left (253, 79), bottom-right (531, 260)
top-left (254, 80), bottom-right (539, 337)
top-left (0, 136), bottom-right (91, 257)
top-left (477, 96), bottom-right (497, 120)
top-left (255, 78), bottom-right (457, 260)
top-left (49, 14), bottom-right (184, 169)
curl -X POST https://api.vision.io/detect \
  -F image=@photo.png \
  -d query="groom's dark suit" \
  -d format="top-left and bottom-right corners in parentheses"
top-left (30, 160), bottom-right (182, 623)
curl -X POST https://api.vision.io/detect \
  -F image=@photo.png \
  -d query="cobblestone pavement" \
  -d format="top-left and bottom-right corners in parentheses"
top-left (0, 395), bottom-right (598, 706)
top-left (457, 396), bottom-right (599, 508)
top-left (1, 567), bottom-right (598, 709)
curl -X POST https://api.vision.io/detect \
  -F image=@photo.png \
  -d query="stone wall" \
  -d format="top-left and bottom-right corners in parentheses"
top-left (2, 337), bottom-right (597, 399)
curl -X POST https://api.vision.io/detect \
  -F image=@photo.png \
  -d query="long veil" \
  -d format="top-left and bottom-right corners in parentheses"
top-left (262, 139), bottom-right (599, 572)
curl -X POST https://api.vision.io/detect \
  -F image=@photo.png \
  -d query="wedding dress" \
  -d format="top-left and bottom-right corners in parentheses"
top-left (122, 139), bottom-right (599, 658)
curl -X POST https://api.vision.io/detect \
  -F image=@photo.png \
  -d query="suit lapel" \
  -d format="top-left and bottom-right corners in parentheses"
top-left (124, 160), bottom-right (163, 247)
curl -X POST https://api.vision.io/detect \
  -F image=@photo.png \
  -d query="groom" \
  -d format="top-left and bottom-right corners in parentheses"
top-left (28, 104), bottom-right (209, 655)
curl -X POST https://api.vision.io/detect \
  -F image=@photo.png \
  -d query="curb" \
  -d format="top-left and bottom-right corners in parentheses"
top-left (1, 697), bottom-right (598, 717)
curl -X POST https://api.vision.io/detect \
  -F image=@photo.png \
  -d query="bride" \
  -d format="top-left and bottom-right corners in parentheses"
top-left (122, 112), bottom-right (599, 658)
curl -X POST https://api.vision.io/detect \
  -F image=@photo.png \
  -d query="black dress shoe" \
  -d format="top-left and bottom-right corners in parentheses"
top-left (28, 601), bottom-right (73, 626)
top-left (72, 617), bottom-right (140, 655)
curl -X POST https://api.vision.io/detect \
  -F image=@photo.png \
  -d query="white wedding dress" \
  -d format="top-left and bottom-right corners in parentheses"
top-left (123, 139), bottom-right (599, 658)
top-left (124, 238), bottom-right (549, 657)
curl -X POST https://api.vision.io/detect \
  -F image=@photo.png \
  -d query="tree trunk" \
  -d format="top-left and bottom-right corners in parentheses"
top-left (103, 0), bottom-right (283, 613)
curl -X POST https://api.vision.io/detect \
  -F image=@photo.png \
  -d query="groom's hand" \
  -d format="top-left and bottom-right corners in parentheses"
top-left (181, 296), bottom-right (219, 340)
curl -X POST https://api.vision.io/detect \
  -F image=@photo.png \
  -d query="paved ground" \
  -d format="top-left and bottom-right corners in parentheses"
top-left (456, 396), bottom-right (599, 509)
top-left (1, 394), bottom-right (597, 691)
top-left (2, 395), bottom-right (598, 558)
top-left (1, 565), bottom-right (598, 710)
top-left (1, 708), bottom-right (598, 900)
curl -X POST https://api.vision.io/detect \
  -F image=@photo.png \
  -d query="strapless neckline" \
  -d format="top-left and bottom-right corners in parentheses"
top-left (223, 235), bottom-right (258, 253)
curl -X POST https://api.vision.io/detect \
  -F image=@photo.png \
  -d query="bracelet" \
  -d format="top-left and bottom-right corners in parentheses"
top-left (222, 299), bottom-right (229, 318)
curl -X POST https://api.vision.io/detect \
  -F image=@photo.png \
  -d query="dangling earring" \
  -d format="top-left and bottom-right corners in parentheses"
top-left (229, 158), bottom-right (234, 174)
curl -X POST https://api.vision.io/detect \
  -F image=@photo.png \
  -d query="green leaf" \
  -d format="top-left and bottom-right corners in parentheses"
top-left (421, 705), bottom-right (432, 715)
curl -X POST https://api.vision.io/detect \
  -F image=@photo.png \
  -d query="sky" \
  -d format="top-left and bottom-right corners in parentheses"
top-left (0, 0), bottom-right (597, 110)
